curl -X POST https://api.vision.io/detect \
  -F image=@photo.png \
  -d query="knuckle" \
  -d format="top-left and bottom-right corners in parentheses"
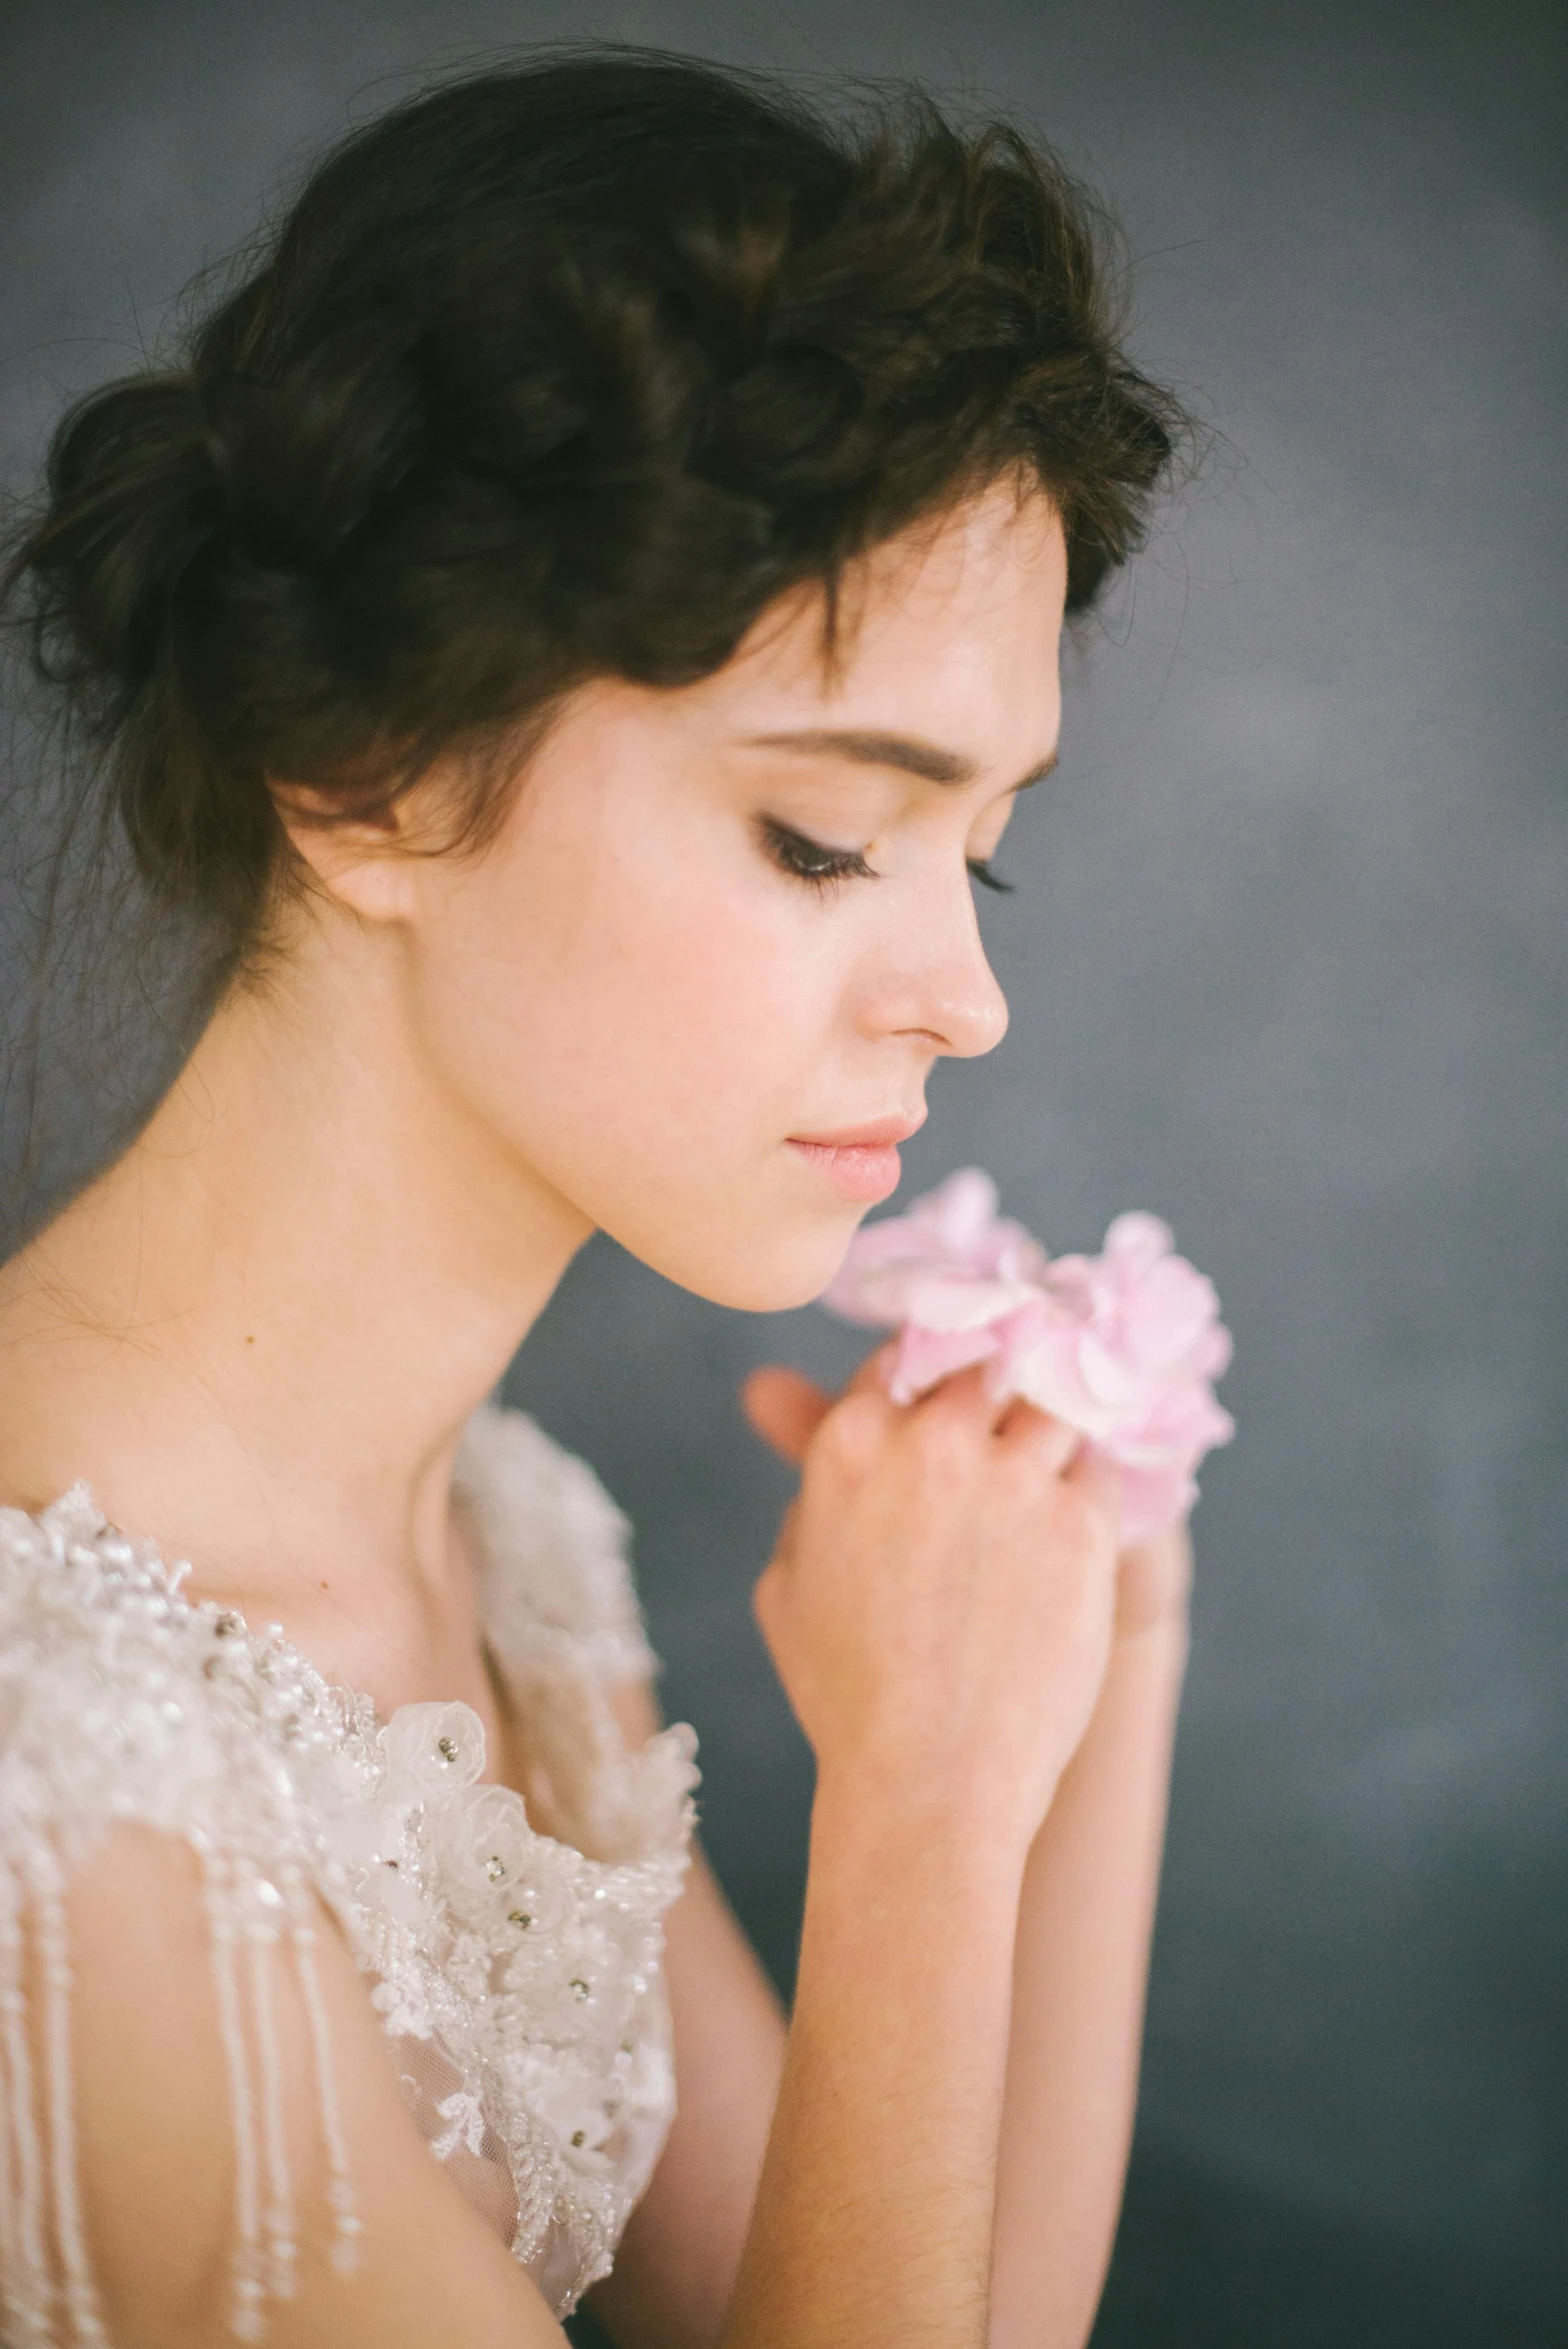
top-left (820, 1389), bottom-right (888, 1464)
top-left (909, 1405), bottom-right (979, 1473)
top-left (919, 1370), bottom-right (989, 1425)
top-left (991, 1448), bottom-right (1070, 1533)
top-left (994, 1433), bottom-right (1052, 1493)
top-left (1025, 1492), bottom-right (1110, 1599)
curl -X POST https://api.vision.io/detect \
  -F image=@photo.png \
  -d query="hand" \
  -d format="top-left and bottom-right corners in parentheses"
top-left (1113, 1521), bottom-right (1193, 1641)
top-left (742, 1354), bottom-right (1121, 1852)
top-left (747, 1363), bottom-right (1193, 1647)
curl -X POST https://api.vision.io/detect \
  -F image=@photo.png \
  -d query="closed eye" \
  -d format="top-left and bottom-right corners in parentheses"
top-left (758, 817), bottom-right (878, 889)
top-left (760, 817), bottom-right (1015, 896)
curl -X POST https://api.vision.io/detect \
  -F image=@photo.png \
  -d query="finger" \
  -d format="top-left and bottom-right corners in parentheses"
top-left (1115, 1521), bottom-right (1194, 1637)
top-left (844, 1338), bottom-right (902, 1399)
top-left (769, 1496), bottom-right (802, 1575)
top-left (742, 1366), bottom-right (833, 1464)
top-left (1064, 1442), bottom-right (1124, 1547)
top-left (994, 1396), bottom-right (1084, 1477)
top-left (907, 1360), bottom-right (1013, 1434)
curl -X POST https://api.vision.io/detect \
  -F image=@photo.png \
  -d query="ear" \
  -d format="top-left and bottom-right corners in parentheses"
top-left (271, 785), bottom-right (421, 926)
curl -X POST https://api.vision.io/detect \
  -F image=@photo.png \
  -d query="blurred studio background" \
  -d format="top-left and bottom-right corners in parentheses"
top-left (1, 2), bottom-right (1564, 2341)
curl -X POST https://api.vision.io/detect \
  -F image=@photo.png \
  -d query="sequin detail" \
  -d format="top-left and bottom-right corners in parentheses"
top-left (0, 1406), bottom-right (697, 2342)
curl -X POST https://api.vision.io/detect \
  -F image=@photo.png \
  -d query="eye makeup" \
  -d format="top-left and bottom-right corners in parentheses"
top-left (757, 817), bottom-right (1015, 895)
top-left (757, 816), bottom-right (878, 888)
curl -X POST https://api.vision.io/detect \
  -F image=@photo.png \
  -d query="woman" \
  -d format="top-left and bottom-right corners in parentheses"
top-left (0, 49), bottom-right (1192, 2349)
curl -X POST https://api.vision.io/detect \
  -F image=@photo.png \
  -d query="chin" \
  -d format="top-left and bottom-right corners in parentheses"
top-left (630, 1208), bottom-right (864, 1317)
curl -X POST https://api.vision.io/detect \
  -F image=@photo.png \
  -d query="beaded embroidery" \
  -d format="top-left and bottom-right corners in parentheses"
top-left (0, 1405), bottom-right (698, 2343)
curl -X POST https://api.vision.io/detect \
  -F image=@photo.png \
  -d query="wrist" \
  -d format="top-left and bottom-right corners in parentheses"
top-left (809, 1758), bottom-right (1038, 1896)
top-left (796, 1778), bottom-right (1028, 2059)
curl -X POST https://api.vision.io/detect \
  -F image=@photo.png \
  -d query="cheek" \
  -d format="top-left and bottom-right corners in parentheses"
top-left (408, 812), bottom-right (841, 1184)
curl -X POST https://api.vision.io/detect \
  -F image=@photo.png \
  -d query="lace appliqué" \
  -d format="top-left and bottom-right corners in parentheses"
top-left (0, 1406), bottom-right (698, 2343)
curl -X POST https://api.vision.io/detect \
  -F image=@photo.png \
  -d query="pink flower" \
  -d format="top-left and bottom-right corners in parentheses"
top-left (820, 1172), bottom-right (1234, 1542)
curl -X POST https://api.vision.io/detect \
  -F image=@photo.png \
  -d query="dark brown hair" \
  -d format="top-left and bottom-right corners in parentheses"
top-left (4, 47), bottom-right (1182, 968)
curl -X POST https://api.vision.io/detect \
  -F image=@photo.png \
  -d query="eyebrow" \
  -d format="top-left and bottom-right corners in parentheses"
top-left (736, 727), bottom-right (1059, 792)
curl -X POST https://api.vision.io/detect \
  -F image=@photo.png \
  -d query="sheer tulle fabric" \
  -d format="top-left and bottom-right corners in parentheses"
top-left (0, 1406), bottom-right (698, 2343)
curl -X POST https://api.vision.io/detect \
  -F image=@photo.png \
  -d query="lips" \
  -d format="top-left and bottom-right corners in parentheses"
top-left (786, 1110), bottom-right (926, 1204)
top-left (788, 1111), bottom-right (927, 1151)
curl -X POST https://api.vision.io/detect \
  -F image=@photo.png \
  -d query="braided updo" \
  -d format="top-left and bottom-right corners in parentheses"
top-left (4, 49), bottom-right (1181, 963)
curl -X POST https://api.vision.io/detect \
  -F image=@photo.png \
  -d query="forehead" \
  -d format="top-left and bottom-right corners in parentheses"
top-left (698, 483), bottom-right (1068, 762)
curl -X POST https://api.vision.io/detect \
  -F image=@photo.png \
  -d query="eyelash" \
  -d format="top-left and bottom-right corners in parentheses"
top-left (760, 818), bottom-right (875, 889)
top-left (759, 818), bottom-right (1014, 895)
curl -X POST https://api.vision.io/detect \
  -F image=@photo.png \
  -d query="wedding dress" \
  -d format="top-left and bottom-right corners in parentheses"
top-left (0, 1403), bottom-right (700, 2345)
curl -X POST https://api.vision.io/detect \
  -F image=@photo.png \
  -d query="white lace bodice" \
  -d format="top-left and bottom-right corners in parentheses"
top-left (0, 1404), bottom-right (699, 2344)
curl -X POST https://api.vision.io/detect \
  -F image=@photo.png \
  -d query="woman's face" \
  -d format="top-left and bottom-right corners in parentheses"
top-left (383, 479), bottom-right (1068, 1311)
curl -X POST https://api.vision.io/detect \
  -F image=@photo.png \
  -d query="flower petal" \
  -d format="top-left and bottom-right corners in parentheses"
top-left (822, 1175), bottom-right (1234, 1535)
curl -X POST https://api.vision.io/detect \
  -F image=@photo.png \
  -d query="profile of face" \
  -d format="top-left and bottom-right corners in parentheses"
top-left (300, 479), bottom-right (1068, 1314)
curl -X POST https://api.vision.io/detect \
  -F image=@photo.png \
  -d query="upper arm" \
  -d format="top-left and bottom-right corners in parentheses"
top-left (14, 1826), bottom-right (566, 2349)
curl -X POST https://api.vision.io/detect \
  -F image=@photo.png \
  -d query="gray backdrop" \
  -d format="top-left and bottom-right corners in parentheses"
top-left (2, 3), bottom-right (1564, 2342)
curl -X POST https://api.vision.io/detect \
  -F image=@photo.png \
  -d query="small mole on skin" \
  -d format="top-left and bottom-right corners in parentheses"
top-left (245, 1335), bottom-right (255, 1345)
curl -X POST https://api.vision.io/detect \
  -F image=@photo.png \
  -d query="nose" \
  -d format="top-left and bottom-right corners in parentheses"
top-left (862, 881), bottom-right (1010, 1060)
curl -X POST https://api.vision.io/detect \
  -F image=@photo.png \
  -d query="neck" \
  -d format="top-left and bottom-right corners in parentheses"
top-left (0, 904), bottom-right (591, 1605)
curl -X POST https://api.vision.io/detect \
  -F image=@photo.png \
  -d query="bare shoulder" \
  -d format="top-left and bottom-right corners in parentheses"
top-left (0, 1489), bottom-right (559, 2347)
top-left (46, 1827), bottom-right (565, 2349)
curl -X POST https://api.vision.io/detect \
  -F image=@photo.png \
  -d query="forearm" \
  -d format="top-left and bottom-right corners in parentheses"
top-left (987, 1616), bottom-right (1188, 2349)
top-left (720, 1781), bottom-right (1028, 2349)
top-left (588, 1845), bottom-right (786, 2349)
